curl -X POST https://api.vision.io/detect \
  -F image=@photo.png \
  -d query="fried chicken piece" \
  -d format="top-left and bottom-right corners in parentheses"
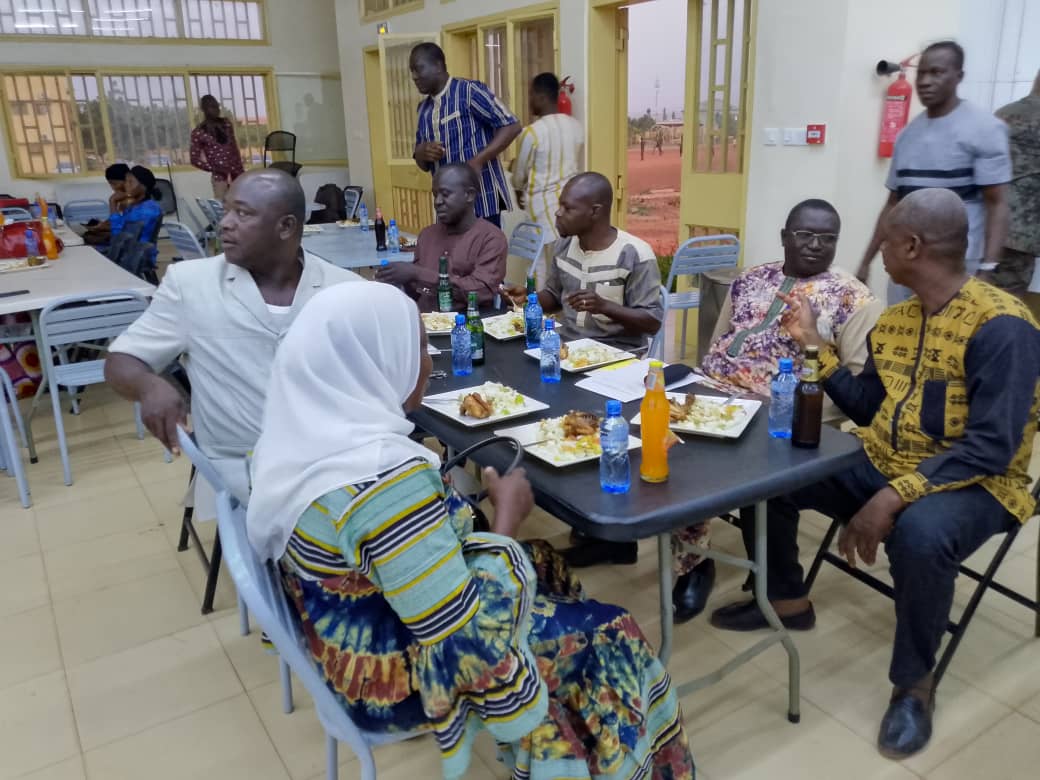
top-left (668, 394), bottom-right (696, 422)
top-left (562, 410), bottom-right (601, 438)
top-left (560, 343), bottom-right (570, 360)
top-left (459, 392), bottom-right (492, 419)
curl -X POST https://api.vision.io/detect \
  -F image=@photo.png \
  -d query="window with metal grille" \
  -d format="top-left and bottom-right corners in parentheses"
top-left (0, 0), bottom-right (264, 40)
top-left (360, 0), bottom-right (422, 22)
top-left (0, 69), bottom-right (272, 177)
top-left (190, 73), bottom-right (269, 166)
top-left (514, 17), bottom-right (555, 126)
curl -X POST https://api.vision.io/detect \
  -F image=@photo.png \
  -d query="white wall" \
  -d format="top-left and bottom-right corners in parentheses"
top-left (0, 0), bottom-right (345, 223)
top-left (332, 0), bottom-right (587, 201)
top-left (959, 0), bottom-right (1039, 109)
top-left (742, 0), bottom-right (961, 294)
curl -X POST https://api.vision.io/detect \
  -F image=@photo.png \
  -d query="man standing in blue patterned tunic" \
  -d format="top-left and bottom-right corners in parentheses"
top-left (410, 42), bottom-right (521, 228)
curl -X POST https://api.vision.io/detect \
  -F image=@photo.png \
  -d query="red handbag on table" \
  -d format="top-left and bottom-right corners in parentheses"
top-left (0, 220), bottom-right (65, 259)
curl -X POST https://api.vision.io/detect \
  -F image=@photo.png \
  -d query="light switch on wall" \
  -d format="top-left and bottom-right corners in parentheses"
top-left (783, 127), bottom-right (807, 146)
top-left (764, 128), bottom-right (779, 145)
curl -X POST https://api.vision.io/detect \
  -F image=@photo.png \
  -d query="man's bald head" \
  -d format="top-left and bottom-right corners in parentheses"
top-left (233, 168), bottom-right (306, 228)
top-left (221, 168), bottom-right (307, 271)
top-left (565, 172), bottom-right (614, 210)
top-left (555, 172), bottom-right (615, 240)
top-left (433, 162), bottom-right (479, 194)
top-left (885, 188), bottom-right (969, 267)
top-left (432, 163), bottom-right (479, 227)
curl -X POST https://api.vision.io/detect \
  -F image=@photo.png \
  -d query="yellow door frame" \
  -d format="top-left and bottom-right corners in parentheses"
top-left (362, 46), bottom-right (390, 213)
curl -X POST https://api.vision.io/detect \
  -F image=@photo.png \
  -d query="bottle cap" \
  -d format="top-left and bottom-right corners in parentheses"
top-left (455, 314), bottom-right (465, 325)
top-left (379, 259), bottom-right (389, 267)
top-left (805, 345), bottom-right (819, 356)
top-left (544, 319), bottom-right (554, 330)
top-left (649, 359), bottom-right (664, 369)
top-left (527, 293), bottom-right (538, 304)
top-left (389, 219), bottom-right (396, 226)
top-left (606, 399), bottom-right (622, 416)
top-left (779, 358), bottom-right (793, 372)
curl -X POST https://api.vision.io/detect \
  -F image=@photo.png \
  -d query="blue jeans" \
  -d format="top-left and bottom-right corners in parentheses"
top-left (750, 455), bottom-right (1016, 687)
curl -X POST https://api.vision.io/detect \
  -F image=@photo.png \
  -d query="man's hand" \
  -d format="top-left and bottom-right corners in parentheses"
top-left (414, 142), bottom-right (446, 165)
top-left (376, 262), bottom-right (419, 287)
top-left (837, 486), bottom-right (905, 567)
top-left (565, 289), bottom-right (611, 316)
top-left (777, 290), bottom-right (823, 348)
top-left (501, 283), bottom-right (528, 307)
top-left (466, 157), bottom-right (484, 174)
top-left (139, 375), bottom-right (189, 454)
top-left (484, 466), bottom-right (534, 538)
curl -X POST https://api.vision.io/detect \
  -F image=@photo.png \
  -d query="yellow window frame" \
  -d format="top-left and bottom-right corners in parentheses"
top-left (0, 65), bottom-right (279, 180)
top-left (360, 0), bottom-right (424, 24)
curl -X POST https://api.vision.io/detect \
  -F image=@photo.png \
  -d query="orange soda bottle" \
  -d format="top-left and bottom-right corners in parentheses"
top-left (639, 360), bottom-right (671, 483)
top-left (39, 201), bottom-right (59, 260)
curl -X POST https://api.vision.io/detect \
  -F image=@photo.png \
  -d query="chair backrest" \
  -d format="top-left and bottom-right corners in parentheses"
top-left (342, 186), bottom-right (363, 220)
top-left (62, 199), bottom-right (110, 225)
top-left (269, 161), bottom-right (302, 178)
top-left (195, 197), bottom-right (216, 225)
top-left (164, 220), bottom-right (206, 260)
top-left (214, 490), bottom-right (401, 754)
top-left (508, 222), bottom-right (545, 278)
top-left (264, 130), bottom-right (296, 153)
top-left (39, 291), bottom-right (149, 354)
top-left (177, 428), bottom-right (229, 495)
top-left (665, 234), bottom-right (740, 291)
top-left (649, 284), bottom-right (670, 360)
top-left (205, 198), bottom-right (226, 223)
top-left (1, 207), bottom-right (32, 222)
top-left (153, 179), bottom-right (178, 217)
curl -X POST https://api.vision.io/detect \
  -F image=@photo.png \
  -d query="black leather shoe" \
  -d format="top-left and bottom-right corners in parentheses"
top-left (709, 598), bottom-right (816, 632)
top-left (877, 692), bottom-right (934, 759)
top-left (673, 560), bottom-right (716, 624)
top-left (562, 538), bottom-right (638, 568)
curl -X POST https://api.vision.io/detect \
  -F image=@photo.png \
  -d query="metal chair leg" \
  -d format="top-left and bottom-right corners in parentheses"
top-left (47, 379), bottom-right (73, 486)
top-left (177, 466), bottom-right (197, 551)
top-left (1035, 522), bottom-right (1039, 638)
top-left (325, 734), bottom-right (339, 780)
top-left (281, 660), bottom-right (294, 714)
top-left (237, 595), bottom-right (250, 636)
top-left (680, 309), bottom-right (689, 359)
top-left (201, 531), bottom-right (222, 615)
top-left (804, 519), bottom-right (842, 592)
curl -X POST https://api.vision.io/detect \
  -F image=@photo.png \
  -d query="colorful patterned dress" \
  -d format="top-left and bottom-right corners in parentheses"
top-left (280, 458), bottom-right (695, 780)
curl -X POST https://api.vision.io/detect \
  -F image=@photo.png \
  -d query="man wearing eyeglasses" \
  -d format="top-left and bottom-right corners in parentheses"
top-left (669, 199), bottom-right (883, 623)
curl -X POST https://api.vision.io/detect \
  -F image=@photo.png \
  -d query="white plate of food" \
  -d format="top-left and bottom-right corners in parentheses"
top-left (336, 219), bottom-right (360, 228)
top-left (420, 312), bottom-right (458, 335)
top-left (302, 224), bottom-right (324, 234)
top-left (631, 393), bottom-right (761, 439)
top-left (524, 338), bottom-right (637, 372)
top-left (0, 257), bottom-right (49, 274)
top-left (421, 381), bottom-right (549, 427)
top-left (496, 411), bottom-right (641, 468)
top-left (483, 311), bottom-right (526, 341)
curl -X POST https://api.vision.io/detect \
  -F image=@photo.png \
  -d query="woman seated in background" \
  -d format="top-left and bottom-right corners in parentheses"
top-left (246, 282), bottom-right (695, 780)
top-left (109, 165), bottom-right (163, 267)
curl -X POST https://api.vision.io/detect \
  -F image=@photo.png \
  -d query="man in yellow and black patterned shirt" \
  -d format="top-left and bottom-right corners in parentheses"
top-left (710, 189), bottom-right (1040, 760)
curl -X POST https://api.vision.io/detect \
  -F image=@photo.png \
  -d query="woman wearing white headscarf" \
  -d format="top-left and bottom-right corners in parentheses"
top-left (247, 282), bottom-right (694, 780)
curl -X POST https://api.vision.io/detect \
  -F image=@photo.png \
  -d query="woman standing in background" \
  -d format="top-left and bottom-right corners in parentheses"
top-left (190, 94), bottom-right (245, 199)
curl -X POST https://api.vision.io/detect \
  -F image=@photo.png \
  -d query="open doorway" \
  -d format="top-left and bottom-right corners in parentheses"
top-left (626, 0), bottom-right (688, 257)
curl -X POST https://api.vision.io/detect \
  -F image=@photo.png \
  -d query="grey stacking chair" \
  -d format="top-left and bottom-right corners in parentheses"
top-left (62, 199), bottom-right (110, 225)
top-left (664, 234), bottom-right (740, 358)
top-left (164, 220), bottom-right (207, 261)
top-left (0, 370), bottom-right (30, 507)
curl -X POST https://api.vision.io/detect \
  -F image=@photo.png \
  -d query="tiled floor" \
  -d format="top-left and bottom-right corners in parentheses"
top-left (1, 385), bottom-right (1038, 780)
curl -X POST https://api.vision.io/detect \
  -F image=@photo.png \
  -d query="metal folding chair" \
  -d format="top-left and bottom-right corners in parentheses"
top-left (164, 220), bottom-right (207, 261)
top-left (648, 284), bottom-right (670, 360)
top-left (62, 199), bottom-right (110, 225)
top-left (29, 291), bottom-right (150, 485)
top-left (508, 221), bottom-right (546, 281)
top-left (216, 490), bottom-right (423, 779)
top-left (153, 178), bottom-right (179, 220)
top-left (664, 235), bottom-right (740, 358)
top-left (804, 481), bottom-right (1040, 692)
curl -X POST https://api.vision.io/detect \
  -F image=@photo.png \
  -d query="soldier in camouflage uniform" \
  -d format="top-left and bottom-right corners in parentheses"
top-left (990, 71), bottom-right (1040, 308)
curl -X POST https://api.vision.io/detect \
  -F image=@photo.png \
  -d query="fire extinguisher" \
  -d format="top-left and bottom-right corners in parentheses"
top-left (558, 77), bottom-right (575, 116)
top-left (878, 71), bottom-right (913, 158)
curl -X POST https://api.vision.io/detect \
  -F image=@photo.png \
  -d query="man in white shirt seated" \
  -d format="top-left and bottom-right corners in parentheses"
top-left (105, 168), bottom-right (361, 509)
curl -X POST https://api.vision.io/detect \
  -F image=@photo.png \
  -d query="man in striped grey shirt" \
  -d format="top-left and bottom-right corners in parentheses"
top-left (857, 41), bottom-right (1011, 303)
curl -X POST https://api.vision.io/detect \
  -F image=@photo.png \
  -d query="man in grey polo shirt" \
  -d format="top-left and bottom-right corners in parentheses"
top-left (857, 41), bottom-right (1011, 302)
top-left (507, 172), bottom-right (663, 351)
top-left (105, 169), bottom-right (360, 505)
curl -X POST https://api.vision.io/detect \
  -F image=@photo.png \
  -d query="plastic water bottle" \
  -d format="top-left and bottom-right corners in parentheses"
top-left (387, 219), bottom-right (400, 255)
top-left (599, 400), bottom-right (631, 494)
top-left (24, 228), bottom-right (41, 261)
top-left (540, 319), bottom-right (561, 383)
top-left (524, 293), bottom-right (543, 349)
top-left (769, 358), bottom-right (798, 439)
top-left (358, 202), bottom-right (368, 231)
top-left (451, 314), bottom-right (472, 376)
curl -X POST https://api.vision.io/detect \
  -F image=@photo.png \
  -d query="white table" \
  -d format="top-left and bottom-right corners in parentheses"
top-left (0, 245), bottom-right (154, 317)
top-left (302, 225), bottom-right (414, 269)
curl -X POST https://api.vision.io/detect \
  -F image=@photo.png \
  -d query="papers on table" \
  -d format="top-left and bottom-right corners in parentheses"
top-left (574, 359), bottom-right (701, 402)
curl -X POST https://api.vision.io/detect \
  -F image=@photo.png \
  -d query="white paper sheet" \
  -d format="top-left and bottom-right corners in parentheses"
top-left (574, 359), bottom-right (701, 402)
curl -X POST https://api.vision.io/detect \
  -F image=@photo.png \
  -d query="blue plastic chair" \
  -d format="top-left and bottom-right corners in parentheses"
top-left (0, 206), bottom-right (32, 222)
top-left (664, 234), bottom-right (740, 358)
top-left (62, 199), bottom-right (110, 225)
top-left (215, 490), bottom-right (424, 779)
top-left (508, 221), bottom-right (545, 281)
top-left (31, 291), bottom-right (149, 485)
top-left (164, 220), bottom-right (207, 261)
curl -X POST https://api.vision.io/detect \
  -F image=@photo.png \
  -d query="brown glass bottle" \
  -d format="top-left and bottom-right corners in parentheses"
top-left (791, 345), bottom-right (823, 448)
